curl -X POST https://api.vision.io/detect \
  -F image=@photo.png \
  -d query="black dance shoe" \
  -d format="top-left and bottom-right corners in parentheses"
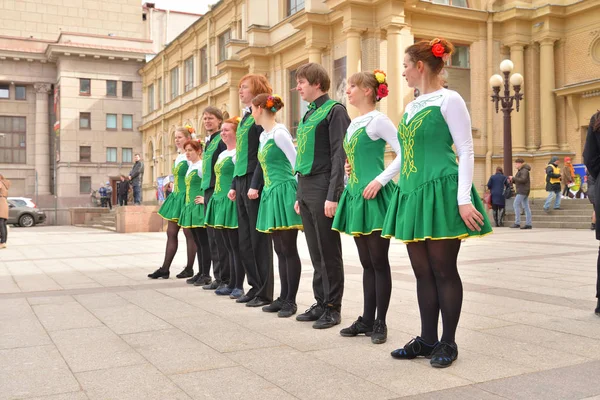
top-left (176, 267), bottom-right (194, 279)
top-left (339, 316), bottom-right (373, 337)
top-left (391, 337), bottom-right (437, 359)
top-left (313, 306), bottom-right (341, 329)
top-left (296, 303), bottom-right (324, 322)
top-left (430, 341), bottom-right (458, 368)
top-left (595, 299), bottom-right (600, 316)
top-left (247, 297), bottom-right (270, 308)
top-left (371, 320), bottom-right (387, 344)
top-left (278, 301), bottom-right (297, 318)
top-left (147, 268), bottom-right (169, 279)
top-left (262, 297), bottom-right (283, 313)
top-left (193, 275), bottom-right (212, 286)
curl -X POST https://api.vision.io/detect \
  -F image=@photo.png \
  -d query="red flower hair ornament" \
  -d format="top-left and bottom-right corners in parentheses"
top-left (377, 84), bottom-right (389, 100)
top-left (432, 43), bottom-right (446, 58)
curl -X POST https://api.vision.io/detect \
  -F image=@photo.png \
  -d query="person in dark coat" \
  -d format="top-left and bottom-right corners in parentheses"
top-left (487, 166), bottom-right (509, 227)
top-left (582, 110), bottom-right (600, 316)
top-left (509, 158), bottom-right (532, 229)
top-left (543, 156), bottom-right (562, 212)
top-left (117, 175), bottom-right (130, 206)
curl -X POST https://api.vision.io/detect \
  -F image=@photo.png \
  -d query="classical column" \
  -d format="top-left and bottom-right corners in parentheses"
top-left (539, 38), bottom-right (558, 151)
top-left (345, 28), bottom-right (362, 119)
top-left (229, 86), bottom-right (240, 118)
top-left (509, 44), bottom-right (526, 153)
top-left (34, 83), bottom-right (51, 195)
top-left (307, 47), bottom-right (322, 65)
top-left (386, 26), bottom-right (402, 126)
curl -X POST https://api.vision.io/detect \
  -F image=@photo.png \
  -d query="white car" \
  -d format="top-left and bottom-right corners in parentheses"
top-left (8, 197), bottom-right (37, 208)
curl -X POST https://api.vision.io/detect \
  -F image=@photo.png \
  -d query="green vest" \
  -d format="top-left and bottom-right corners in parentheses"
top-left (294, 99), bottom-right (338, 175)
top-left (258, 135), bottom-right (295, 191)
top-left (233, 115), bottom-right (256, 177)
top-left (344, 125), bottom-right (387, 195)
top-left (184, 168), bottom-right (203, 205)
top-left (173, 158), bottom-right (188, 194)
top-left (214, 153), bottom-right (235, 198)
top-left (201, 133), bottom-right (222, 191)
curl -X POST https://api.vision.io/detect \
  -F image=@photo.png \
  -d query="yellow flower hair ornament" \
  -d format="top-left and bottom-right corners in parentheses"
top-left (185, 124), bottom-right (195, 134)
top-left (374, 69), bottom-right (387, 84)
top-left (235, 117), bottom-right (242, 123)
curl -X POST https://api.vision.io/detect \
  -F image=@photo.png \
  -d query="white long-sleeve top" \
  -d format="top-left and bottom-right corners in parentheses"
top-left (185, 160), bottom-right (202, 177)
top-left (404, 88), bottom-right (474, 205)
top-left (346, 110), bottom-right (401, 186)
top-left (173, 153), bottom-right (189, 169)
top-left (259, 123), bottom-right (297, 167)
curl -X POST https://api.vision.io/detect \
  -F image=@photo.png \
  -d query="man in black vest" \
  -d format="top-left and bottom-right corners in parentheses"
top-left (293, 63), bottom-right (350, 329)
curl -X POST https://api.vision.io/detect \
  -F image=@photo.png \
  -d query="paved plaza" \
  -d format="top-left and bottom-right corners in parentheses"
top-left (1, 225), bottom-right (600, 399)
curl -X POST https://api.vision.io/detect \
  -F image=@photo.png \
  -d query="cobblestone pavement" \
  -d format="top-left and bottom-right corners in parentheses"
top-left (1, 225), bottom-right (599, 399)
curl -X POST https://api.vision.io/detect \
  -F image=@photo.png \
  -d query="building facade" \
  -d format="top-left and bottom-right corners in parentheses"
top-left (139, 0), bottom-right (600, 200)
top-left (0, 0), bottom-right (201, 222)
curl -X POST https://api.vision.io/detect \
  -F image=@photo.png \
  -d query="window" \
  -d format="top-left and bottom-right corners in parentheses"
top-left (122, 148), bottom-right (133, 163)
top-left (200, 47), bottom-right (208, 84)
top-left (106, 114), bottom-right (117, 130)
top-left (0, 116), bottom-right (26, 164)
top-left (0, 84), bottom-right (9, 99)
top-left (106, 147), bottom-right (117, 163)
top-left (443, 44), bottom-right (471, 109)
top-left (122, 81), bottom-right (133, 97)
top-left (79, 112), bottom-right (91, 129)
top-left (157, 77), bottom-right (163, 108)
top-left (184, 56), bottom-right (194, 91)
top-left (170, 67), bottom-right (179, 100)
top-left (15, 85), bottom-right (26, 100)
top-left (106, 80), bottom-right (117, 96)
top-left (218, 30), bottom-right (231, 62)
top-left (288, 69), bottom-right (308, 138)
top-left (333, 57), bottom-right (347, 105)
top-left (148, 84), bottom-right (154, 113)
top-left (80, 78), bottom-right (91, 95)
top-left (80, 146), bottom-right (91, 162)
top-left (80, 176), bottom-right (92, 194)
top-left (287, 0), bottom-right (305, 16)
top-left (432, 0), bottom-right (468, 7)
top-left (448, 45), bottom-right (470, 68)
top-left (122, 114), bottom-right (133, 130)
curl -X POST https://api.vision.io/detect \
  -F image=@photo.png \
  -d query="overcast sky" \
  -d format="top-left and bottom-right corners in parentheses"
top-left (142, 0), bottom-right (217, 14)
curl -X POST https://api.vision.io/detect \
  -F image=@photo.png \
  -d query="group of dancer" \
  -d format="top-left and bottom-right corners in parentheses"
top-left (146, 37), bottom-right (492, 368)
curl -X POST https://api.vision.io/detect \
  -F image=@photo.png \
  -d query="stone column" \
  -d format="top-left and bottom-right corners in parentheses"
top-left (539, 38), bottom-right (558, 151)
top-left (34, 83), bottom-right (51, 195)
top-left (345, 29), bottom-right (362, 119)
top-left (509, 44), bottom-right (526, 153)
top-left (307, 47), bottom-right (322, 65)
top-left (229, 86), bottom-right (240, 118)
top-left (386, 26), bottom-right (402, 125)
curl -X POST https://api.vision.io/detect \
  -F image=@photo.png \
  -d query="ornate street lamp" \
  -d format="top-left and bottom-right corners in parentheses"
top-left (489, 59), bottom-right (524, 177)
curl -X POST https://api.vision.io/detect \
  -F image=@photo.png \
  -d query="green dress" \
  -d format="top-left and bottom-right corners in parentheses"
top-left (256, 125), bottom-right (303, 233)
top-left (178, 161), bottom-right (205, 229)
top-left (382, 90), bottom-right (493, 242)
top-left (158, 154), bottom-right (188, 222)
top-left (204, 150), bottom-right (238, 229)
top-left (332, 115), bottom-right (397, 236)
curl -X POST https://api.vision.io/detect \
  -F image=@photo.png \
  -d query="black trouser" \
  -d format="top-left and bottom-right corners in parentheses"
top-left (297, 173), bottom-right (344, 310)
top-left (190, 227), bottom-right (211, 277)
top-left (221, 228), bottom-right (245, 290)
top-left (204, 188), bottom-right (230, 284)
top-left (234, 175), bottom-right (273, 301)
top-left (563, 184), bottom-right (570, 197)
top-left (118, 195), bottom-right (127, 206)
top-left (0, 217), bottom-right (7, 244)
top-left (106, 197), bottom-right (112, 210)
top-left (596, 246), bottom-right (600, 299)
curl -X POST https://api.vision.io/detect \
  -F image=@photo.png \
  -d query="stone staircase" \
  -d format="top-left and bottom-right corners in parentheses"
top-left (504, 198), bottom-right (594, 229)
top-left (82, 210), bottom-right (117, 232)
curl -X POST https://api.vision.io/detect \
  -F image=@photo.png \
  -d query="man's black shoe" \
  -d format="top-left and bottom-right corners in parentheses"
top-left (176, 267), bottom-right (194, 279)
top-left (186, 273), bottom-right (201, 284)
top-left (313, 307), bottom-right (341, 329)
top-left (296, 303), bottom-right (324, 322)
top-left (246, 297), bottom-right (270, 307)
top-left (339, 316), bottom-right (373, 337)
top-left (510, 224), bottom-right (520, 229)
top-left (193, 275), bottom-right (212, 286)
top-left (262, 297), bottom-right (283, 312)
top-left (278, 301), bottom-right (297, 318)
top-left (202, 280), bottom-right (220, 290)
top-left (236, 294), bottom-right (254, 303)
top-left (371, 320), bottom-right (387, 344)
top-left (430, 341), bottom-right (458, 368)
top-left (520, 225), bottom-right (532, 230)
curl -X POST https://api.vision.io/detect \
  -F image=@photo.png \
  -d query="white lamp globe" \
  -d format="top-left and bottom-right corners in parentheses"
top-left (500, 59), bottom-right (514, 73)
top-left (489, 74), bottom-right (503, 88)
top-left (510, 73), bottom-right (524, 86)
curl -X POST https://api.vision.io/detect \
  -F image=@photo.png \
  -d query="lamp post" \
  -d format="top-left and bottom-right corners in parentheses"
top-left (489, 59), bottom-right (524, 177)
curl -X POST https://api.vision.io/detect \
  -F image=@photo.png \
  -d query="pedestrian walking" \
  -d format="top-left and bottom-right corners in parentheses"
top-left (104, 182), bottom-right (113, 210)
top-left (509, 158), bottom-right (532, 229)
top-left (544, 156), bottom-right (562, 212)
top-left (487, 167), bottom-right (509, 227)
top-left (562, 157), bottom-right (575, 199)
top-left (98, 184), bottom-right (108, 208)
top-left (0, 174), bottom-right (11, 249)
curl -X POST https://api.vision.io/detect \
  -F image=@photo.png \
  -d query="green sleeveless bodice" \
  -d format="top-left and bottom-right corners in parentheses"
top-left (295, 99), bottom-right (338, 174)
top-left (258, 137), bottom-right (295, 191)
top-left (201, 134), bottom-right (222, 190)
top-left (173, 159), bottom-right (189, 194)
top-left (233, 116), bottom-right (256, 177)
top-left (398, 106), bottom-right (458, 193)
top-left (213, 154), bottom-right (235, 199)
top-left (344, 126), bottom-right (386, 195)
top-left (184, 170), bottom-right (203, 205)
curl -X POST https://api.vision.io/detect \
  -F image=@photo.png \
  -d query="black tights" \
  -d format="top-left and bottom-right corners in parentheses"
top-left (354, 233), bottom-right (392, 323)
top-left (406, 239), bottom-right (462, 344)
top-left (222, 229), bottom-right (245, 290)
top-left (160, 221), bottom-right (197, 271)
top-left (596, 245), bottom-right (600, 299)
top-left (191, 227), bottom-right (211, 277)
top-left (0, 218), bottom-right (6, 244)
top-left (272, 229), bottom-right (301, 303)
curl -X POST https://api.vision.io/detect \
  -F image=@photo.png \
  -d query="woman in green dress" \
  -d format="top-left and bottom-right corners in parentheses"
top-left (383, 38), bottom-right (492, 368)
top-left (205, 118), bottom-right (245, 298)
top-left (248, 93), bottom-right (303, 318)
top-left (333, 70), bottom-right (400, 344)
top-left (148, 126), bottom-right (198, 280)
top-left (178, 139), bottom-right (212, 286)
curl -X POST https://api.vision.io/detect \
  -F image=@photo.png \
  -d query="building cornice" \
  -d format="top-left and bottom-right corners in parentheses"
top-left (554, 79), bottom-right (600, 97)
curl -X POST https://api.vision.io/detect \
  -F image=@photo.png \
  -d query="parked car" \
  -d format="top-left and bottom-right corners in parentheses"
top-left (7, 197), bottom-right (37, 208)
top-left (7, 199), bottom-right (47, 227)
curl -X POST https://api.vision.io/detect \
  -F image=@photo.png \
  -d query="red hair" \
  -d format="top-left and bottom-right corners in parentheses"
top-left (239, 74), bottom-right (273, 96)
top-left (183, 139), bottom-right (203, 154)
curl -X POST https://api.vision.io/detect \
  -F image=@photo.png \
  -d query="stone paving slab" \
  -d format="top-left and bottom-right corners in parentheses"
top-left (0, 225), bottom-right (600, 399)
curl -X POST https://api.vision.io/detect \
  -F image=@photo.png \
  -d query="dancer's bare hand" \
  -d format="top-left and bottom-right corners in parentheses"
top-left (459, 203), bottom-right (484, 232)
top-left (344, 160), bottom-right (352, 176)
top-left (247, 188), bottom-right (259, 200)
top-left (363, 180), bottom-right (382, 200)
top-left (227, 189), bottom-right (236, 201)
top-left (294, 201), bottom-right (300, 215)
top-left (324, 200), bottom-right (338, 218)
top-left (194, 196), bottom-right (204, 205)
